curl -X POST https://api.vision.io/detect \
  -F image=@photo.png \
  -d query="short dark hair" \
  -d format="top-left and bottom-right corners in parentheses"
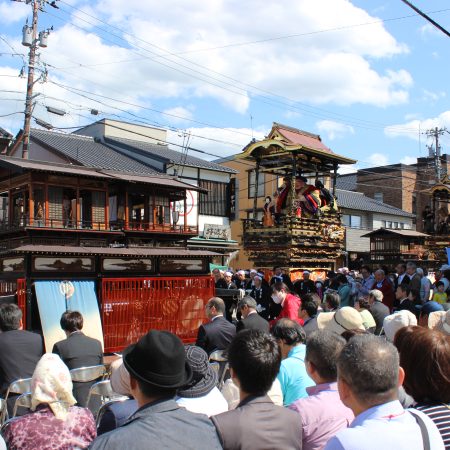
top-left (336, 274), bottom-right (348, 284)
top-left (228, 329), bottom-right (281, 395)
top-left (301, 301), bottom-right (318, 318)
top-left (134, 376), bottom-right (177, 400)
top-left (337, 334), bottom-right (399, 405)
top-left (361, 265), bottom-right (372, 273)
top-left (0, 303), bottom-right (22, 331)
top-left (306, 330), bottom-right (346, 382)
top-left (396, 263), bottom-right (407, 271)
top-left (271, 318), bottom-right (306, 345)
top-left (237, 296), bottom-right (257, 311)
top-left (356, 297), bottom-right (370, 310)
top-left (396, 283), bottom-right (408, 295)
top-left (60, 310), bottom-right (83, 332)
top-left (325, 291), bottom-right (340, 310)
top-left (394, 326), bottom-right (450, 403)
top-left (303, 293), bottom-right (321, 308)
top-left (206, 297), bottom-right (225, 314)
top-left (436, 281), bottom-right (445, 288)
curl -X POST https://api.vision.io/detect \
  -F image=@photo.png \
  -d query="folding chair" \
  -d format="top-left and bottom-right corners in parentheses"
top-left (12, 392), bottom-right (31, 418)
top-left (95, 397), bottom-right (131, 429)
top-left (209, 350), bottom-right (229, 390)
top-left (0, 399), bottom-right (6, 426)
top-left (86, 380), bottom-right (128, 415)
top-left (1, 377), bottom-right (32, 424)
top-left (69, 365), bottom-right (106, 383)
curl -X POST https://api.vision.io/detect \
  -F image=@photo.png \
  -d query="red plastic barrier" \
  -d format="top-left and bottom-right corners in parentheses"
top-left (101, 276), bottom-right (214, 353)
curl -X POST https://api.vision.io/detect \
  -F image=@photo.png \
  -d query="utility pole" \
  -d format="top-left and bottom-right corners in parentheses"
top-left (18, 0), bottom-right (51, 159)
top-left (426, 127), bottom-right (446, 181)
top-left (22, 0), bottom-right (40, 159)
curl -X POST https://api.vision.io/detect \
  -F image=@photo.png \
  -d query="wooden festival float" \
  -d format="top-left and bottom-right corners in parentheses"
top-left (238, 127), bottom-right (356, 279)
top-left (0, 156), bottom-right (216, 352)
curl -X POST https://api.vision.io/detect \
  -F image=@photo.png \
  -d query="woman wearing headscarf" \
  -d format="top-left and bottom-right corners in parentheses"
top-left (2, 353), bottom-right (96, 450)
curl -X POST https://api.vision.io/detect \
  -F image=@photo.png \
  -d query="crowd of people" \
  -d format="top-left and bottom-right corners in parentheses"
top-left (0, 261), bottom-right (448, 449)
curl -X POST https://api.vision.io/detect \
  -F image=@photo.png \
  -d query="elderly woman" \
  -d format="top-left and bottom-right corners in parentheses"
top-left (2, 353), bottom-right (96, 449)
top-left (394, 326), bottom-right (450, 449)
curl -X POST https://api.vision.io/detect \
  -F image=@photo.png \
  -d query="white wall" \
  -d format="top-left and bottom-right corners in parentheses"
top-left (11, 141), bottom-right (68, 164)
top-left (373, 213), bottom-right (413, 230)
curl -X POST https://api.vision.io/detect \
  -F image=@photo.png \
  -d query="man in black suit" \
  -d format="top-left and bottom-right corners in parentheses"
top-left (393, 285), bottom-right (416, 315)
top-left (293, 271), bottom-right (316, 297)
top-left (0, 303), bottom-right (43, 413)
top-left (249, 275), bottom-right (272, 321)
top-left (195, 297), bottom-right (236, 355)
top-left (52, 310), bottom-right (103, 406)
top-left (236, 296), bottom-right (269, 333)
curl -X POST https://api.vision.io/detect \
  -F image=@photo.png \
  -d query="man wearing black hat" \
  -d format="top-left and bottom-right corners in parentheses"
top-left (89, 330), bottom-right (222, 450)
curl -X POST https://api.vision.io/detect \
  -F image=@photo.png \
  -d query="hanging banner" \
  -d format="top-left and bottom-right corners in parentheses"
top-left (34, 280), bottom-right (104, 352)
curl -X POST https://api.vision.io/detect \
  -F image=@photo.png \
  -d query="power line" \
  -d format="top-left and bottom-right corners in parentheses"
top-left (400, 0), bottom-right (450, 38)
top-left (43, 2), bottom-right (433, 133)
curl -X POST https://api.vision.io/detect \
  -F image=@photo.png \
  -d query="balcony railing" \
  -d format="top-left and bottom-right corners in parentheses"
top-left (0, 217), bottom-right (198, 235)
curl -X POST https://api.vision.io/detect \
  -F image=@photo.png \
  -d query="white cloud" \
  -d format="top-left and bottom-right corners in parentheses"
top-left (420, 23), bottom-right (442, 38)
top-left (422, 89), bottom-right (446, 103)
top-left (366, 152), bottom-right (389, 166)
top-left (384, 111), bottom-right (450, 141)
top-left (316, 120), bottom-right (354, 140)
top-left (400, 156), bottom-right (416, 165)
top-left (0, 0), bottom-right (413, 134)
top-left (338, 164), bottom-right (358, 175)
top-left (168, 126), bottom-right (266, 160)
top-left (0, 1), bottom-right (30, 25)
top-left (162, 106), bottom-right (194, 124)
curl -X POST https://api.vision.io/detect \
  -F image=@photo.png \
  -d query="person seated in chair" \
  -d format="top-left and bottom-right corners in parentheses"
top-left (2, 353), bottom-right (96, 450)
top-left (52, 310), bottom-right (103, 407)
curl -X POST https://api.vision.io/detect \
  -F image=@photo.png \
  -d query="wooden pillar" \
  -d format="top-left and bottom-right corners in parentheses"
top-left (124, 189), bottom-right (129, 230)
top-left (105, 187), bottom-right (109, 230)
top-left (184, 192), bottom-right (187, 232)
top-left (29, 183), bottom-right (34, 226)
top-left (152, 191), bottom-right (156, 230)
top-left (143, 194), bottom-right (149, 230)
top-left (252, 158), bottom-right (260, 220)
top-left (332, 163), bottom-right (338, 197)
top-left (7, 189), bottom-right (12, 227)
top-left (76, 184), bottom-right (80, 229)
top-left (44, 183), bottom-right (49, 226)
top-left (290, 154), bottom-right (297, 218)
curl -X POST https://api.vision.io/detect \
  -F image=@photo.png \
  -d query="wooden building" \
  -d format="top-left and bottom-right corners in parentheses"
top-left (234, 123), bottom-right (356, 276)
top-left (0, 156), bottom-right (215, 352)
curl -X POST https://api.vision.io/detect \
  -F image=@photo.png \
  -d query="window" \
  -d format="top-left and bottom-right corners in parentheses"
top-left (374, 192), bottom-right (384, 202)
top-left (381, 220), bottom-right (386, 228)
top-left (199, 180), bottom-right (228, 216)
top-left (342, 214), bottom-right (362, 228)
top-left (248, 170), bottom-right (265, 199)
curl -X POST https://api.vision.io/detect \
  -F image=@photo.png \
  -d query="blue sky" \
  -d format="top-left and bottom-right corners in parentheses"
top-left (1, 0), bottom-right (449, 172)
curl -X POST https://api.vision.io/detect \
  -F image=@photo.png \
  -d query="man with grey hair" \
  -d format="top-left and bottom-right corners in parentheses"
top-left (236, 296), bottom-right (269, 333)
top-left (196, 297), bottom-right (236, 355)
top-left (324, 334), bottom-right (444, 450)
top-left (289, 331), bottom-right (353, 450)
top-left (371, 269), bottom-right (394, 311)
top-left (406, 261), bottom-right (421, 293)
top-left (368, 289), bottom-right (389, 335)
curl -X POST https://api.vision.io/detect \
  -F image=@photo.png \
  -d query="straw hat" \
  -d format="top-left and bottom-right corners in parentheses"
top-left (323, 307), bottom-right (365, 335)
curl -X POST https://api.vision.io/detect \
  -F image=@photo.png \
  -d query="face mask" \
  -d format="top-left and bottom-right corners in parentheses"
top-left (271, 293), bottom-right (283, 304)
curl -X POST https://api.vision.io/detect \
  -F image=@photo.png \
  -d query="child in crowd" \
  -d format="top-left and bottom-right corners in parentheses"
top-left (432, 281), bottom-right (448, 305)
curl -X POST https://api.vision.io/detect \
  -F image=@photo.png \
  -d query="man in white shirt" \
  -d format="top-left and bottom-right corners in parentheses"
top-left (325, 334), bottom-right (444, 450)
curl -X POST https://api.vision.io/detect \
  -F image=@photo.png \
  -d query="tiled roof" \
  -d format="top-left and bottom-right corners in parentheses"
top-left (336, 189), bottom-right (414, 217)
top-left (30, 129), bottom-right (158, 174)
top-left (105, 136), bottom-right (237, 173)
top-left (336, 173), bottom-right (357, 191)
top-left (271, 122), bottom-right (333, 154)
